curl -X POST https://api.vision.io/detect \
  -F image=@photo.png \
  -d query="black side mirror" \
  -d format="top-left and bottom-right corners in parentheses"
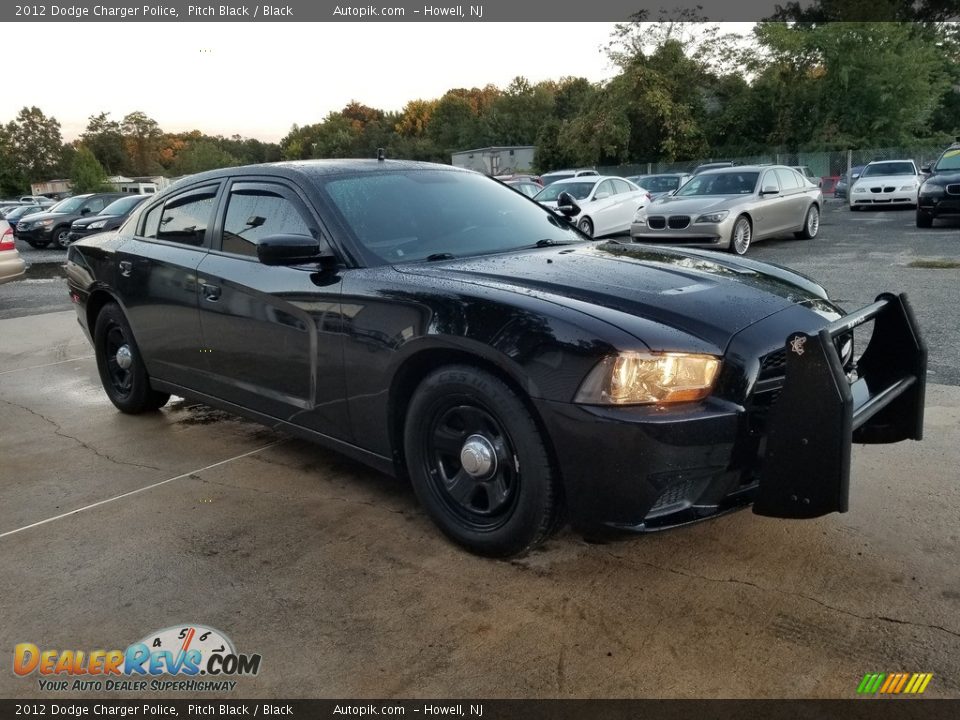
top-left (920, 166), bottom-right (932, 174)
top-left (556, 191), bottom-right (581, 218)
top-left (80, 207), bottom-right (91, 215)
top-left (257, 233), bottom-right (331, 266)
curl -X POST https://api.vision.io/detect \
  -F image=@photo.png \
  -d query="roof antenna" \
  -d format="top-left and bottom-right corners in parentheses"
top-left (377, 148), bottom-right (385, 162)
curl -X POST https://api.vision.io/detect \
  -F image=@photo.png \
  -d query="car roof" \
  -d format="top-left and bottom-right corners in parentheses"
top-left (695, 164), bottom-right (784, 175)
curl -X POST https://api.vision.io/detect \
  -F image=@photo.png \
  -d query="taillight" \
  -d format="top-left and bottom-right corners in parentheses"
top-left (0, 227), bottom-right (14, 251)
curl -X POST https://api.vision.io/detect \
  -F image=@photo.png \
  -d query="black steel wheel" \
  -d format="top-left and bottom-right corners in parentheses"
top-left (94, 302), bottom-right (170, 413)
top-left (404, 365), bottom-right (561, 557)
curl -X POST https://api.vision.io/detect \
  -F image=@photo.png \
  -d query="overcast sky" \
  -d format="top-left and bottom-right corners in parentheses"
top-left (4, 23), bottom-right (633, 142)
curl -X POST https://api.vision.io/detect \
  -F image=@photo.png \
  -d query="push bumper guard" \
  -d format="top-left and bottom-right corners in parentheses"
top-left (754, 293), bottom-right (926, 519)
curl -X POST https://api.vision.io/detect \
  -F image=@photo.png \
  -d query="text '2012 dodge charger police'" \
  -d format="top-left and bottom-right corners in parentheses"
top-left (65, 159), bottom-right (926, 557)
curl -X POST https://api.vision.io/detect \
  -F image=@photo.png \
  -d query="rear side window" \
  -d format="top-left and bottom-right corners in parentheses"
top-left (141, 186), bottom-right (219, 247)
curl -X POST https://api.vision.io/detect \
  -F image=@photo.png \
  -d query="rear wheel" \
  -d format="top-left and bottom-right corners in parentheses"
top-left (403, 365), bottom-right (561, 557)
top-left (577, 217), bottom-right (594, 238)
top-left (94, 303), bottom-right (170, 413)
top-left (795, 204), bottom-right (820, 239)
top-left (916, 210), bottom-right (934, 228)
top-left (728, 215), bottom-right (752, 255)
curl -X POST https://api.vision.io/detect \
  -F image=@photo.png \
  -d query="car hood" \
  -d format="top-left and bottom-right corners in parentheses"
top-left (395, 242), bottom-right (839, 352)
top-left (72, 214), bottom-right (121, 228)
top-left (853, 175), bottom-right (918, 187)
top-left (18, 210), bottom-right (75, 223)
top-left (644, 195), bottom-right (750, 214)
top-left (923, 169), bottom-right (960, 185)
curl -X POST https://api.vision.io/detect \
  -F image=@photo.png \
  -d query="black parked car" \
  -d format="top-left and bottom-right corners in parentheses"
top-left (67, 194), bottom-right (150, 244)
top-left (17, 192), bottom-right (127, 248)
top-left (65, 160), bottom-right (926, 557)
top-left (917, 138), bottom-right (960, 228)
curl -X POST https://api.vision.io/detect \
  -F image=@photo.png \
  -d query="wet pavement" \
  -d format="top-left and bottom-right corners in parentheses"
top-left (1, 310), bottom-right (958, 699)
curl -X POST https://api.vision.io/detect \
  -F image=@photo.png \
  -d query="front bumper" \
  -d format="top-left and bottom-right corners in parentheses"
top-left (14, 225), bottom-right (52, 243)
top-left (630, 215), bottom-right (732, 249)
top-left (918, 193), bottom-right (960, 217)
top-left (851, 189), bottom-right (918, 207)
top-left (536, 294), bottom-right (926, 533)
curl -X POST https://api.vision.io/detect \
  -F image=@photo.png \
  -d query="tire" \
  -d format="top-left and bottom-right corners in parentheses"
top-left (577, 217), bottom-right (594, 238)
top-left (53, 226), bottom-right (71, 249)
top-left (728, 215), bottom-right (752, 255)
top-left (794, 204), bottom-right (820, 240)
top-left (916, 210), bottom-right (933, 228)
top-left (403, 364), bottom-right (561, 557)
top-left (93, 302), bottom-right (170, 414)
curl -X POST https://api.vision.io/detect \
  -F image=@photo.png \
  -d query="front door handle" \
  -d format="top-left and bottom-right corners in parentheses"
top-left (118, 260), bottom-right (132, 277)
top-left (202, 283), bottom-right (221, 301)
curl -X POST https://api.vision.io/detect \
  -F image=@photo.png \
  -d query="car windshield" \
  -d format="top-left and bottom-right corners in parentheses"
top-left (862, 162), bottom-right (916, 177)
top-left (675, 172), bottom-right (759, 196)
top-left (48, 197), bottom-right (85, 213)
top-left (101, 195), bottom-right (146, 216)
top-left (320, 170), bottom-right (583, 265)
top-left (934, 148), bottom-right (960, 172)
top-left (637, 175), bottom-right (682, 193)
top-left (534, 181), bottom-right (597, 202)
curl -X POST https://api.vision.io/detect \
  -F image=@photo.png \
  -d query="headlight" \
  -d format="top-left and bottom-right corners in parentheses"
top-left (574, 351), bottom-right (721, 405)
top-left (919, 183), bottom-right (944, 197)
top-left (853, 186), bottom-right (867, 193)
top-left (87, 220), bottom-right (107, 229)
top-left (899, 183), bottom-right (918, 191)
top-left (36, 219), bottom-right (54, 227)
top-left (694, 211), bottom-right (728, 223)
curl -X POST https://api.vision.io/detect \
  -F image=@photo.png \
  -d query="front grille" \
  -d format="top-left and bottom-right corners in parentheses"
top-left (668, 215), bottom-right (691, 229)
top-left (946, 184), bottom-right (960, 196)
top-left (759, 348), bottom-right (787, 379)
top-left (647, 216), bottom-right (666, 229)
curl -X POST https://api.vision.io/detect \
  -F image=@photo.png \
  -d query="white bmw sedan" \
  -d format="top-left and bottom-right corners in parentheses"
top-left (849, 160), bottom-right (921, 210)
top-left (533, 176), bottom-right (650, 238)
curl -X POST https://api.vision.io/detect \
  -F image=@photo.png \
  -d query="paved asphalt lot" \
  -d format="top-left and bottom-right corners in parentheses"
top-left (0, 199), bottom-right (958, 699)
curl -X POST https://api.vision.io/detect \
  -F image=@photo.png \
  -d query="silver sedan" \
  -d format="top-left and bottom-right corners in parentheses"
top-left (630, 165), bottom-right (823, 255)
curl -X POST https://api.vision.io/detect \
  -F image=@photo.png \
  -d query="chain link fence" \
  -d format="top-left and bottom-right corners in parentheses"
top-left (600, 146), bottom-right (946, 191)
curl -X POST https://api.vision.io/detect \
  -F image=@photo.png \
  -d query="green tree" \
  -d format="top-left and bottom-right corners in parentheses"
top-left (70, 146), bottom-right (110, 193)
top-left (81, 112), bottom-right (128, 175)
top-left (5, 106), bottom-right (64, 182)
top-left (121, 111), bottom-right (164, 175)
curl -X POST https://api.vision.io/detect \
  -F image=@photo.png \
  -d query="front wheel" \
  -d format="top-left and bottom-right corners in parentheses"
top-left (728, 215), bottom-right (752, 255)
top-left (403, 365), bottom-right (561, 557)
top-left (577, 217), bottom-right (594, 238)
top-left (94, 302), bottom-right (170, 413)
top-left (795, 204), bottom-right (820, 239)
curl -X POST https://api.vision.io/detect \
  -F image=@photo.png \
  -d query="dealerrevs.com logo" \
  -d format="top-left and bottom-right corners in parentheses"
top-left (14, 625), bottom-right (262, 692)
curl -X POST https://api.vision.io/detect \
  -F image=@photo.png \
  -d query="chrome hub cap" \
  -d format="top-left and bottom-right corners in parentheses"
top-left (460, 434), bottom-right (497, 479)
top-left (115, 344), bottom-right (133, 370)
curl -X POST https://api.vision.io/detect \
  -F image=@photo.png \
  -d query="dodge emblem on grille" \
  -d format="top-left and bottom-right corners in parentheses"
top-left (789, 335), bottom-right (807, 356)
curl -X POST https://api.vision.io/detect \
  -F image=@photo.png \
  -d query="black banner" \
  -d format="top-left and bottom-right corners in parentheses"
top-left (3, 0), bottom-right (957, 23)
top-left (3, 699), bottom-right (960, 719)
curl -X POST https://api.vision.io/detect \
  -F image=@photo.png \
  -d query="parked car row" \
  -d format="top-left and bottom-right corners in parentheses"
top-left (14, 192), bottom-right (148, 249)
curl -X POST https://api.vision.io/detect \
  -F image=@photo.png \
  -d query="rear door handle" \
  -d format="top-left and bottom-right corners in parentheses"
top-left (118, 260), bottom-right (132, 277)
top-left (202, 283), bottom-right (221, 301)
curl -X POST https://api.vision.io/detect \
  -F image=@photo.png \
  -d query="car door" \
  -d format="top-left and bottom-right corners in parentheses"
top-left (588, 179), bottom-right (617, 235)
top-left (195, 178), bottom-right (349, 438)
top-left (612, 178), bottom-right (642, 232)
top-left (775, 169), bottom-right (810, 230)
top-left (754, 170), bottom-right (790, 237)
top-left (116, 183), bottom-right (219, 389)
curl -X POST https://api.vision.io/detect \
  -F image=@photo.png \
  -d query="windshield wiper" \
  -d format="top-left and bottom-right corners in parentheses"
top-left (426, 253), bottom-right (456, 261)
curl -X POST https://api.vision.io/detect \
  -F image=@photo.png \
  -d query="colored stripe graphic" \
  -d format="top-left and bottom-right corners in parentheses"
top-left (859, 672), bottom-right (932, 695)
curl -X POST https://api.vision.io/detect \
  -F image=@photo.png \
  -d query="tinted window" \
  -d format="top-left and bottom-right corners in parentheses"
top-left (143, 188), bottom-right (217, 246)
top-left (596, 180), bottom-right (615, 197)
top-left (862, 162), bottom-right (916, 177)
top-left (934, 148), bottom-right (960, 172)
top-left (101, 195), bottom-right (146, 216)
top-left (221, 186), bottom-right (312, 258)
top-left (84, 197), bottom-right (113, 214)
top-left (775, 169), bottom-right (801, 190)
top-left (534, 181), bottom-right (597, 202)
top-left (677, 172), bottom-right (759, 196)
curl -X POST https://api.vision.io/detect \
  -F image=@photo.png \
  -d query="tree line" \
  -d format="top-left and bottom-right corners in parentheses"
top-left (1, 15), bottom-right (957, 196)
